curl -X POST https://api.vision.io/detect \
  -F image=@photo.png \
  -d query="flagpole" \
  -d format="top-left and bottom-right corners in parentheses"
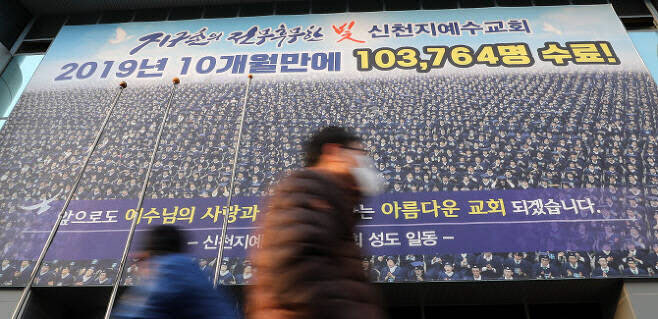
top-left (103, 78), bottom-right (180, 319)
top-left (11, 81), bottom-right (128, 319)
top-left (213, 74), bottom-right (252, 288)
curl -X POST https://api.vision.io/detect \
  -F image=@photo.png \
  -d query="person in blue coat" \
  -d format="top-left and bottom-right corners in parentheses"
top-left (466, 266), bottom-right (484, 281)
top-left (500, 266), bottom-right (515, 280)
top-left (476, 252), bottom-right (502, 279)
top-left (562, 253), bottom-right (588, 278)
top-left (380, 256), bottom-right (404, 282)
top-left (592, 257), bottom-right (620, 278)
top-left (95, 270), bottom-right (113, 285)
top-left (504, 253), bottom-right (532, 279)
top-left (55, 265), bottom-right (75, 286)
top-left (217, 260), bottom-right (236, 285)
top-left (112, 225), bottom-right (239, 319)
top-left (437, 263), bottom-right (461, 281)
top-left (34, 263), bottom-right (55, 286)
top-left (533, 255), bottom-right (560, 279)
top-left (410, 265), bottom-right (427, 282)
top-left (13, 260), bottom-right (32, 286)
top-left (236, 264), bottom-right (254, 285)
top-left (623, 259), bottom-right (648, 277)
top-left (381, 256), bottom-right (404, 282)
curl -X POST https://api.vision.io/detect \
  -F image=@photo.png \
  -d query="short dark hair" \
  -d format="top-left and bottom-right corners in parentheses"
top-left (142, 225), bottom-right (185, 255)
top-left (303, 126), bottom-right (360, 167)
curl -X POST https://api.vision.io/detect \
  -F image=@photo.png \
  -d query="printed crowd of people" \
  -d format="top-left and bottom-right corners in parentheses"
top-left (0, 71), bottom-right (657, 286)
top-left (0, 258), bottom-right (117, 287)
top-left (363, 247), bottom-right (658, 282)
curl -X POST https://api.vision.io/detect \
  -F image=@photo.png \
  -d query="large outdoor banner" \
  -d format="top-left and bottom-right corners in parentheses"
top-left (1, 4), bottom-right (657, 287)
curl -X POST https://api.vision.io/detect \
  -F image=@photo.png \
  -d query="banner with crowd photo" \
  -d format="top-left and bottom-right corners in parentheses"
top-left (1, 4), bottom-right (657, 287)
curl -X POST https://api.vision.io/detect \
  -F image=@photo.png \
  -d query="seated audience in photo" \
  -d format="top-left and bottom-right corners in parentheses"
top-left (34, 263), bottom-right (55, 286)
top-left (96, 270), bottom-right (112, 285)
top-left (381, 256), bottom-right (403, 283)
top-left (592, 256), bottom-right (619, 278)
top-left (236, 264), bottom-right (254, 285)
top-left (504, 252), bottom-right (531, 279)
top-left (467, 266), bottom-right (484, 281)
top-left (562, 253), bottom-right (588, 278)
top-left (623, 259), bottom-right (648, 277)
top-left (410, 265), bottom-right (426, 282)
top-left (361, 258), bottom-right (380, 282)
top-left (533, 255), bottom-right (560, 279)
top-left (76, 268), bottom-right (96, 286)
top-left (476, 252), bottom-right (502, 280)
top-left (501, 267), bottom-right (515, 280)
top-left (55, 265), bottom-right (75, 286)
top-left (438, 263), bottom-right (461, 281)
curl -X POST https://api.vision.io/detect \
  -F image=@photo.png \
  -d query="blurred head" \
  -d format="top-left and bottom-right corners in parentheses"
top-left (2, 259), bottom-right (9, 267)
top-left (303, 126), bottom-right (382, 196)
top-left (444, 264), bottom-right (454, 272)
top-left (303, 126), bottom-right (361, 170)
top-left (21, 260), bottom-right (29, 268)
top-left (142, 225), bottom-right (185, 256)
top-left (504, 268), bottom-right (513, 277)
top-left (85, 268), bottom-right (94, 277)
top-left (99, 271), bottom-right (107, 280)
top-left (61, 266), bottom-right (70, 276)
top-left (386, 258), bottom-right (395, 268)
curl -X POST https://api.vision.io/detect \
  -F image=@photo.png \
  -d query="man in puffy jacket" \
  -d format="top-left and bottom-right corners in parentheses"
top-left (247, 126), bottom-right (386, 319)
top-left (112, 225), bottom-right (239, 319)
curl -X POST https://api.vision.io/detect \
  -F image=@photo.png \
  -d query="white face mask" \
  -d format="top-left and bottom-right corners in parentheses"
top-left (350, 155), bottom-right (385, 197)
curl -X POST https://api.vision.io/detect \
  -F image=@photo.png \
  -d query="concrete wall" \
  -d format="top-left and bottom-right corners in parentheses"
top-left (614, 281), bottom-right (658, 319)
top-left (0, 289), bottom-right (21, 319)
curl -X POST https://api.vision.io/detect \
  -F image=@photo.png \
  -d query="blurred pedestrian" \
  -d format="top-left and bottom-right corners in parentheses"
top-left (247, 126), bottom-right (386, 319)
top-left (112, 225), bottom-right (239, 319)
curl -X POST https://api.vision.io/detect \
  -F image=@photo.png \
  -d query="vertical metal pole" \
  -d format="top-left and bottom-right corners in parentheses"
top-left (213, 75), bottom-right (253, 288)
top-left (11, 82), bottom-right (127, 319)
top-left (103, 78), bottom-right (180, 319)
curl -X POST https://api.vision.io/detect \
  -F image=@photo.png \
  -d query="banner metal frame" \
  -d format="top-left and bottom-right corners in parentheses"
top-left (11, 82), bottom-right (127, 319)
top-left (103, 79), bottom-right (180, 319)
